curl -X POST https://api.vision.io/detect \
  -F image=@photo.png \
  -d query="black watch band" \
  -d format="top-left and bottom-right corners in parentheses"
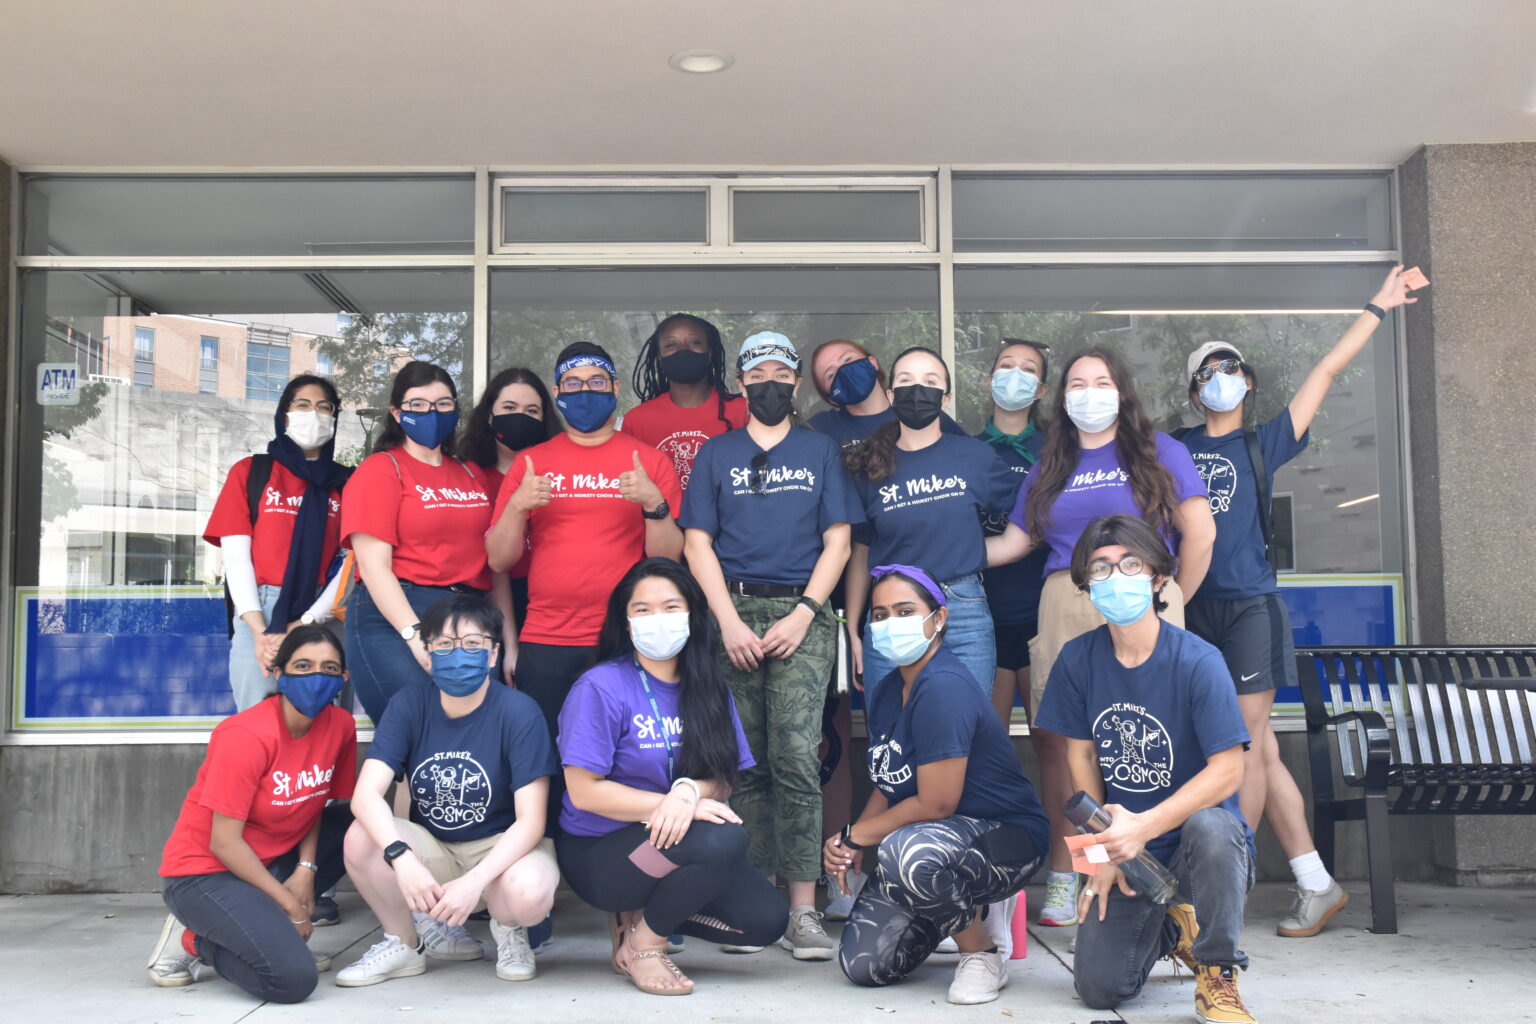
top-left (1363, 302), bottom-right (1386, 320)
top-left (642, 499), bottom-right (670, 521)
top-left (841, 823), bottom-right (865, 851)
top-left (798, 595), bottom-right (823, 616)
top-left (383, 841), bottom-right (411, 867)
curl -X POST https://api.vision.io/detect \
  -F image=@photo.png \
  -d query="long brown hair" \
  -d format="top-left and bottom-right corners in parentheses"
top-left (1022, 347), bottom-right (1179, 542)
top-left (843, 346), bottom-right (949, 483)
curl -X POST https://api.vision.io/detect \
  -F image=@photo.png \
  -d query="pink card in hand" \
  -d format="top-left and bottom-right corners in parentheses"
top-left (1064, 832), bottom-right (1106, 876)
top-left (1402, 266), bottom-right (1430, 290)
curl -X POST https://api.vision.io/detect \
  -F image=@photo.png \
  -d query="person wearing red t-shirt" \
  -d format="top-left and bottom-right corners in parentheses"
top-left (486, 342), bottom-right (683, 744)
top-left (621, 314), bottom-right (747, 491)
top-left (147, 626), bottom-right (357, 1003)
top-left (205, 375), bottom-right (350, 712)
top-left (341, 361), bottom-right (504, 726)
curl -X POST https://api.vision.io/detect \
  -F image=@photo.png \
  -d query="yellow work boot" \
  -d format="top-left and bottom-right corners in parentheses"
top-left (1165, 902), bottom-right (1199, 972)
top-left (1194, 964), bottom-right (1256, 1024)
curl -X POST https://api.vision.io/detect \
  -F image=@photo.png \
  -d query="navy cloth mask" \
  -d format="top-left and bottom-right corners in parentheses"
top-left (432, 648), bottom-right (491, 697)
top-left (829, 357), bottom-right (879, 407)
top-left (399, 409), bottom-right (459, 449)
top-left (277, 671), bottom-right (346, 719)
top-left (491, 412), bottom-right (545, 452)
top-left (557, 391), bottom-right (617, 433)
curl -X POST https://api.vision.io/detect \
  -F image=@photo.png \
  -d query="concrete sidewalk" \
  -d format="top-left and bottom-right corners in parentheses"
top-left (5, 880), bottom-right (1533, 1024)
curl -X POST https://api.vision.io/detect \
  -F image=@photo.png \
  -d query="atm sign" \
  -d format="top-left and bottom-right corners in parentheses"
top-left (37, 363), bottom-right (81, 406)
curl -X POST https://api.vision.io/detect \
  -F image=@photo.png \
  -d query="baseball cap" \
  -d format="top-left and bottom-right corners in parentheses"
top-left (1186, 341), bottom-right (1245, 381)
top-left (737, 331), bottom-right (802, 374)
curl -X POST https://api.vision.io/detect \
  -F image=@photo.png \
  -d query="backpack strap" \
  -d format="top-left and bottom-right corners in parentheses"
top-left (1244, 429), bottom-right (1275, 570)
top-left (245, 454), bottom-right (274, 526)
top-left (1170, 425), bottom-right (1192, 442)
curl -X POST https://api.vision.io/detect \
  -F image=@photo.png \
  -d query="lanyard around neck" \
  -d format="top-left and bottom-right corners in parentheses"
top-left (634, 659), bottom-right (676, 782)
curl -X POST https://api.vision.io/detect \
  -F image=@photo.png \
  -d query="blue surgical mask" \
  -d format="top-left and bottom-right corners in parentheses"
top-left (431, 647), bottom-right (491, 697)
top-left (399, 409), bottom-right (459, 449)
top-left (557, 391), bottom-right (617, 433)
top-left (629, 611), bottom-right (690, 660)
top-left (1198, 371), bottom-right (1248, 413)
top-left (1089, 575), bottom-right (1155, 626)
top-left (991, 367), bottom-right (1040, 411)
top-left (1064, 387), bottom-right (1119, 433)
top-left (276, 671), bottom-right (346, 719)
top-left (869, 610), bottom-right (939, 667)
top-left (829, 357), bottom-right (879, 407)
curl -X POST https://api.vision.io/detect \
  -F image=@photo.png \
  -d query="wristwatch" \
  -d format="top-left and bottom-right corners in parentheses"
top-left (399, 622), bottom-right (421, 642)
top-left (642, 499), bottom-right (670, 521)
top-left (840, 823), bottom-right (866, 850)
top-left (383, 841), bottom-right (412, 867)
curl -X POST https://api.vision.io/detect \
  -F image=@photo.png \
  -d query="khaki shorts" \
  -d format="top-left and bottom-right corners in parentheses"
top-left (393, 818), bottom-right (559, 912)
top-left (1027, 570), bottom-right (1186, 714)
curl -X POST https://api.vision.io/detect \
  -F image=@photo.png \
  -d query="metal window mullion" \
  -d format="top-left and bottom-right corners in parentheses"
top-left (14, 255), bottom-right (474, 271)
top-left (937, 166), bottom-right (956, 414)
top-left (471, 167), bottom-right (490, 399)
top-left (950, 250), bottom-right (1401, 266)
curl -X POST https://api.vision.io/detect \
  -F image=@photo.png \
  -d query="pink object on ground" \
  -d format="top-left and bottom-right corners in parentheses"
top-left (1009, 891), bottom-right (1028, 959)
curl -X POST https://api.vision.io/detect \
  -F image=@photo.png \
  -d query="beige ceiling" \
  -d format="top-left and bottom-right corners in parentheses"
top-left (2, 0), bottom-right (1533, 168)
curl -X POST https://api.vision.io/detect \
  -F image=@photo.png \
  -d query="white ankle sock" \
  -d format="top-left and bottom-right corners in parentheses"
top-left (1288, 851), bottom-right (1332, 892)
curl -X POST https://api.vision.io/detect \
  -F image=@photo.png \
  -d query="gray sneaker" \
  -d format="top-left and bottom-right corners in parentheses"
top-left (778, 905), bottom-right (835, 961)
top-left (489, 920), bottom-right (537, 982)
top-left (823, 871), bottom-right (867, 921)
top-left (948, 950), bottom-right (1008, 1004)
top-left (414, 912), bottom-right (485, 961)
top-left (1277, 880), bottom-right (1348, 937)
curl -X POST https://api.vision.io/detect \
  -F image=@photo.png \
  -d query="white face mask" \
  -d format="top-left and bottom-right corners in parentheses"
top-left (285, 409), bottom-right (336, 449)
top-left (1064, 387), bottom-right (1120, 433)
top-left (629, 611), bottom-right (690, 660)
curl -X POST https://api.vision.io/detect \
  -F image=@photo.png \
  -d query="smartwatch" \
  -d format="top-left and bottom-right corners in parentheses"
top-left (642, 499), bottom-right (670, 521)
top-left (383, 841), bottom-right (412, 867)
top-left (399, 623), bottom-right (421, 642)
top-left (840, 823), bottom-right (865, 851)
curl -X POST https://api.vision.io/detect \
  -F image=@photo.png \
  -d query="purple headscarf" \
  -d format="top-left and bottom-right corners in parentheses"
top-left (869, 564), bottom-right (948, 608)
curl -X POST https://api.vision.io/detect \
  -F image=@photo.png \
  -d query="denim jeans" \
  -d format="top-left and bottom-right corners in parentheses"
top-left (1073, 806), bottom-right (1254, 1010)
top-left (862, 573), bottom-right (996, 701)
top-left (346, 579), bottom-right (468, 725)
top-left (228, 584), bottom-right (282, 712)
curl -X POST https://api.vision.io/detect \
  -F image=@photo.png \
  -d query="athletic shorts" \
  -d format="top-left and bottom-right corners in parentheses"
top-left (1183, 592), bottom-right (1297, 696)
top-left (993, 619), bottom-right (1037, 672)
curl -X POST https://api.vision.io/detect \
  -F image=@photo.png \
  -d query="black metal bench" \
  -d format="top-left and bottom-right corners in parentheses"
top-left (1297, 645), bottom-right (1536, 934)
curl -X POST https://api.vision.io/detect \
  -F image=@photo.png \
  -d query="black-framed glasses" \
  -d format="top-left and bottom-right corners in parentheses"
top-left (559, 375), bottom-right (615, 393)
top-left (427, 634), bottom-right (494, 655)
top-left (1193, 358), bottom-right (1242, 385)
top-left (749, 451), bottom-right (769, 495)
top-left (1087, 555), bottom-right (1146, 582)
top-left (400, 398), bottom-right (459, 413)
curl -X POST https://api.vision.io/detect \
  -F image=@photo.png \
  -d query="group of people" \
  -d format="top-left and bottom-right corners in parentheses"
top-left (147, 268), bottom-right (1416, 1020)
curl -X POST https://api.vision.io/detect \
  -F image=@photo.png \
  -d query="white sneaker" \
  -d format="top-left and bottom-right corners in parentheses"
top-left (823, 870), bottom-right (867, 921)
top-left (948, 950), bottom-right (1009, 1004)
top-left (986, 894), bottom-right (1017, 959)
top-left (147, 914), bottom-right (195, 987)
top-left (489, 920), bottom-right (537, 981)
top-left (935, 936), bottom-right (960, 954)
top-left (413, 912), bottom-right (485, 961)
top-left (720, 942), bottom-right (766, 953)
top-left (335, 934), bottom-right (427, 987)
top-left (1037, 871), bottom-right (1079, 926)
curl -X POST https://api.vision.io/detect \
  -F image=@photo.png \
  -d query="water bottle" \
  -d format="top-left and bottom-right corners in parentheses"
top-left (1062, 791), bottom-right (1179, 905)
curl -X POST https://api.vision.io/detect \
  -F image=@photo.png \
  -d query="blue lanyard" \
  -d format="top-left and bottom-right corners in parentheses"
top-left (634, 660), bottom-right (676, 782)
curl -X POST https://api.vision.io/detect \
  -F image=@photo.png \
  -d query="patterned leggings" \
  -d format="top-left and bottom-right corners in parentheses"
top-left (838, 815), bottom-right (1043, 987)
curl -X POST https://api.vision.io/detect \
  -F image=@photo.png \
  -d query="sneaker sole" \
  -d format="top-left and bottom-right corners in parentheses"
top-left (777, 938), bottom-right (835, 961)
top-left (424, 947), bottom-right (485, 962)
top-left (1276, 890), bottom-right (1349, 938)
top-left (334, 961), bottom-right (427, 987)
top-left (311, 917), bottom-right (340, 927)
top-left (948, 974), bottom-right (1009, 1005)
top-left (719, 945), bottom-right (765, 954)
top-left (1035, 916), bottom-right (1078, 927)
top-left (496, 966), bottom-right (537, 981)
top-left (146, 914), bottom-right (183, 969)
top-left (147, 969), bottom-right (193, 988)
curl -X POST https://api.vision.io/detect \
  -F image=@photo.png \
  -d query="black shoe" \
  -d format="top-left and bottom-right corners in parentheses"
top-left (311, 895), bottom-right (340, 927)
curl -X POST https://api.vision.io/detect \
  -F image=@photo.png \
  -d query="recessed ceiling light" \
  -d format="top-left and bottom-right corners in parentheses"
top-left (669, 49), bottom-right (733, 74)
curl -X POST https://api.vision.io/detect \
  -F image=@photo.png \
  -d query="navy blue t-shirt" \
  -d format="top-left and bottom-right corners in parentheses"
top-left (865, 646), bottom-right (1049, 846)
top-left (368, 681), bottom-right (559, 843)
top-left (1035, 622), bottom-right (1252, 865)
top-left (1178, 410), bottom-right (1308, 599)
top-left (679, 426), bottom-right (862, 587)
top-left (977, 424), bottom-right (1050, 625)
top-left (852, 434), bottom-right (1020, 582)
top-left (810, 406), bottom-right (966, 450)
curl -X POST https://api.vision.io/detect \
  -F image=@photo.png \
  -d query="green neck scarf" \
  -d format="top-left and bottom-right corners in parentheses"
top-left (981, 418), bottom-right (1040, 464)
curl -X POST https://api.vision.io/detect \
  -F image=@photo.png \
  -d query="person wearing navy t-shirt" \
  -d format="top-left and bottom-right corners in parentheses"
top-left (682, 332), bottom-right (859, 961)
top-left (826, 566), bottom-right (1046, 1005)
top-left (807, 337), bottom-right (967, 450)
top-left (843, 346), bottom-right (1020, 697)
top-left (1176, 266), bottom-right (1416, 940)
top-left (1034, 515), bottom-right (1255, 1024)
top-left (338, 596), bottom-right (560, 988)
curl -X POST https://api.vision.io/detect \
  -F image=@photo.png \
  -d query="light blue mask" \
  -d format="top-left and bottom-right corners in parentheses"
top-left (991, 368), bottom-right (1040, 411)
top-left (1198, 371), bottom-right (1248, 413)
top-left (1089, 575), bottom-right (1155, 626)
top-left (870, 610), bottom-right (939, 667)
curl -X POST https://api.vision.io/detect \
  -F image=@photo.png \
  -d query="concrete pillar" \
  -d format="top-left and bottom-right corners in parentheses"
top-left (1398, 142), bottom-right (1536, 885)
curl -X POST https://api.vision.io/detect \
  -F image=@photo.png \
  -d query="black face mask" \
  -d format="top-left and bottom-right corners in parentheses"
top-left (490, 412), bottom-right (546, 452)
top-left (744, 380), bottom-right (796, 427)
top-left (891, 384), bottom-right (945, 430)
top-left (660, 349), bottom-right (711, 385)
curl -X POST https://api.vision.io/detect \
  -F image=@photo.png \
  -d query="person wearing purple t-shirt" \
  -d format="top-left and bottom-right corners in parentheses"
top-left (986, 347), bottom-right (1215, 929)
top-left (555, 558), bottom-right (787, 997)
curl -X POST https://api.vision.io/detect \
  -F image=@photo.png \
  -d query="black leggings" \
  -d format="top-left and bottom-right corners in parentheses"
top-left (557, 821), bottom-right (788, 944)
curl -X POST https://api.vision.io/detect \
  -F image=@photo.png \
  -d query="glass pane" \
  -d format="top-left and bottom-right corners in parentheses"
top-left (732, 190), bottom-right (923, 243)
top-left (14, 269), bottom-right (471, 729)
top-left (954, 262), bottom-right (1400, 578)
top-left (21, 175), bottom-right (474, 256)
top-left (490, 266), bottom-right (939, 419)
top-left (952, 173), bottom-right (1393, 252)
top-left (501, 188), bottom-right (707, 244)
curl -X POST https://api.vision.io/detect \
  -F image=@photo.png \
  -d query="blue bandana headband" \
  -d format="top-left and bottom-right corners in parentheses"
top-left (869, 563), bottom-right (948, 608)
top-left (555, 353), bottom-right (617, 382)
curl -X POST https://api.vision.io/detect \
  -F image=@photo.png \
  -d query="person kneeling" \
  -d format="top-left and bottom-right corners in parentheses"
top-left (827, 565), bottom-right (1048, 1005)
top-left (337, 595), bottom-right (560, 987)
top-left (1036, 515), bottom-right (1257, 1024)
top-left (556, 558), bottom-right (789, 996)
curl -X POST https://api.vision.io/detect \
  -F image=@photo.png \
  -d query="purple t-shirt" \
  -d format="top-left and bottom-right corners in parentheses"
top-left (1008, 432), bottom-right (1207, 576)
top-left (557, 658), bottom-right (755, 837)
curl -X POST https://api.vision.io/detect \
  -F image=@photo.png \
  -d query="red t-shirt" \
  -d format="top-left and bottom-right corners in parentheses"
top-left (619, 391), bottom-right (747, 491)
top-left (340, 451), bottom-right (494, 591)
top-left (479, 465), bottom-right (530, 579)
top-left (493, 432), bottom-right (683, 646)
top-left (203, 457), bottom-right (344, 587)
top-left (159, 698), bottom-right (357, 877)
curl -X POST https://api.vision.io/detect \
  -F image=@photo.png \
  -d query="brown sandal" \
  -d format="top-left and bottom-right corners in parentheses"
top-left (613, 925), bottom-right (693, 996)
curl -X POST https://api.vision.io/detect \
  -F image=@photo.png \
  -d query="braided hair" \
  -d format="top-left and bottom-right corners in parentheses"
top-left (631, 313), bottom-right (736, 433)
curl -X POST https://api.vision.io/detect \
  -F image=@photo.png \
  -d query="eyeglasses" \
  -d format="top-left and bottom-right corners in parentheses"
top-left (427, 634), bottom-right (494, 655)
top-left (750, 451), bottom-right (769, 495)
top-left (1193, 358), bottom-right (1242, 385)
top-left (400, 398), bottom-right (459, 413)
top-left (1086, 555), bottom-right (1146, 582)
top-left (289, 398), bottom-right (338, 416)
top-left (559, 375), bottom-right (615, 393)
